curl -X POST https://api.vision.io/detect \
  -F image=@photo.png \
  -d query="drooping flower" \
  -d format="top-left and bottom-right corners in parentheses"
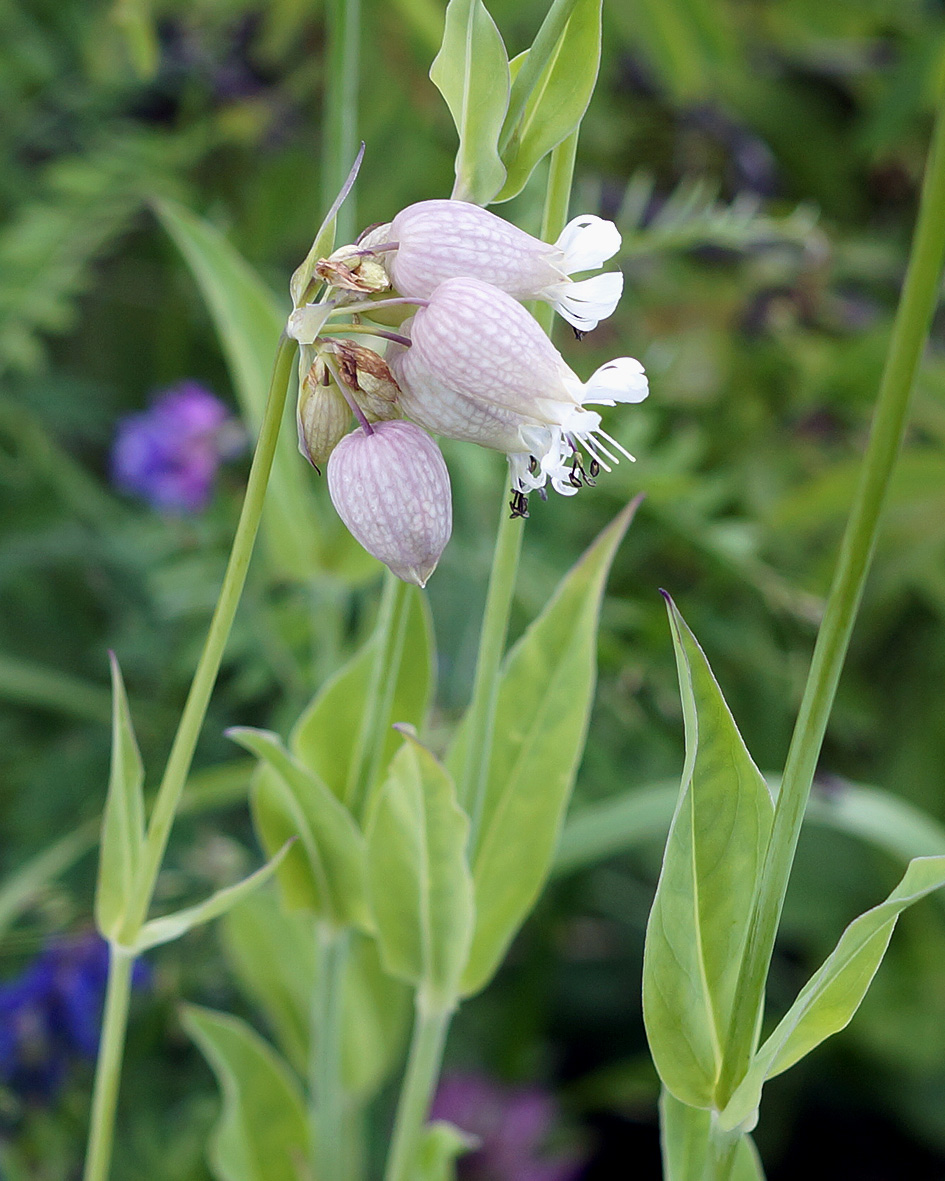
top-left (430, 1071), bottom-right (586, 1181)
top-left (0, 933), bottom-right (148, 1103)
top-left (327, 419), bottom-right (452, 586)
top-left (360, 200), bottom-right (624, 332)
top-left (388, 277), bottom-right (647, 500)
top-left (111, 383), bottom-right (245, 513)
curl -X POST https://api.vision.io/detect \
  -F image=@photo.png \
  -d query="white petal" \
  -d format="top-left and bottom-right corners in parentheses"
top-left (554, 215), bottom-right (621, 274)
top-left (552, 271), bottom-right (624, 331)
top-left (581, 357), bottom-right (649, 406)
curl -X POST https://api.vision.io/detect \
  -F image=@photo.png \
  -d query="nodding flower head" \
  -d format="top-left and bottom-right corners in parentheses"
top-left (327, 419), bottom-right (452, 587)
top-left (388, 277), bottom-right (647, 501)
top-left (360, 200), bottom-right (623, 333)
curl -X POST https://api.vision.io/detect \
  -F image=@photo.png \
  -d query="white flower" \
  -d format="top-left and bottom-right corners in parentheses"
top-left (388, 277), bottom-right (647, 498)
top-left (362, 200), bottom-right (624, 333)
top-left (327, 419), bottom-right (452, 586)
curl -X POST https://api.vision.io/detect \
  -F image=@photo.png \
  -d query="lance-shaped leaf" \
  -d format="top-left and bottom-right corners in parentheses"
top-left (95, 653), bottom-right (145, 941)
top-left (642, 596), bottom-right (774, 1108)
top-left (458, 502), bottom-right (636, 996)
top-left (660, 1090), bottom-right (764, 1181)
top-left (233, 727), bottom-right (371, 930)
top-left (494, 0), bottom-right (603, 204)
top-left (182, 1006), bottom-right (308, 1181)
top-left (720, 853), bottom-right (945, 1132)
top-left (289, 143), bottom-right (364, 307)
top-left (155, 199), bottom-right (324, 582)
top-left (291, 586), bottom-right (434, 809)
top-left (366, 731), bottom-right (473, 1003)
top-left (131, 842), bottom-right (291, 953)
top-left (430, 0), bottom-right (510, 205)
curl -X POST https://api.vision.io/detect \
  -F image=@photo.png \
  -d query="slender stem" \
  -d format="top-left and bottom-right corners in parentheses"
top-left (322, 0), bottom-right (361, 245)
top-left (717, 98), bottom-right (945, 1103)
top-left (459, 497), bottom-right (524, 839)
top-left (125, 335), bottom-right (299, 937)
top-left (311, 924), bottom-right (351, 1181)
top-left (383, 997), bottom-right (453, 1181)
top-left (82, 336), bottom-right (297, 1181)
top-left (362, 583), bottom-right (413, 803)
top-left (83, 947), bottom-right (134, 1181)
top-left (345, 569), bottom-right (402, 812)
top-left (319, 323), bottom-right (413, 347)
top-left (461, 129), bottom-right (580, 844)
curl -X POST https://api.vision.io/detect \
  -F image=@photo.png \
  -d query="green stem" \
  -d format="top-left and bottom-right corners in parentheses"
top-left (717, 98), bottom-right (945, 1104)
top-left (82, 336), bottom-right (298, 1181)
top-left (383, 997), bottom-right (453, 1181)
top-left (322, 0), bottom-right (361, 245)
top-left (461, 128), bottom-right (580, 844)
top-left (82, 947), bottom-right (134, 1181)
top-left (311, 924), bottom-right (351, 1181)
top-left (362, 583), bottom-right (413, 800)
top-left (345, 569), bottom-right (402, 813)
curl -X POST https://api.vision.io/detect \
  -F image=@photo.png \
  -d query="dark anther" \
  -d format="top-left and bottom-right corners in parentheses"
top-left (528, 456), bottom-right (539, 475)
top-left (537, 486), bottom-right (548, 501)
top-left (568, 454), bottom-right (595, 489)
top-left (589, 458), bottom-right (600, 478)
top-left (509, 489), bottom-right (530, 519)
top-left (572, 326), bottom-right (587, 341)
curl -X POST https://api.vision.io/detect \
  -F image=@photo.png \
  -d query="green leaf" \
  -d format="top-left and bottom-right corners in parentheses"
top-left (131, 842), bottom-right (291, 953)
top-left (289, 143), bottom-right (364, 307)
top-left (430, 0), bottom-right (510, 205)
top-left (416, 1121), bottom-right (477, 1181)
top-left (154, 198), bottom-right (322, 582)
top-left (221, 886), bottom-right (316, 1076)
top-left (291, 586), bottom-right (434, 808)
top-left (366, 732), bottom-right (473, 1002)
top-left (494, 0), bottom-right (603, 204)
top-left (642, 596), bottom-right (774, 1109)
top-left (341, 932), bottom-right (412, 1098)
top-left (95, 653), bottom-right (145, 941)
top-left (182, 1006), bottom-right (308, 1181)
top-left (720, 854), bottom-right (945, 1132)
top-left (660, 1089), bottom-right (764, 1181)
top-left (233, 728), bottom-right (371, 930)
top-left (459, 503), bottom-right (636, 997)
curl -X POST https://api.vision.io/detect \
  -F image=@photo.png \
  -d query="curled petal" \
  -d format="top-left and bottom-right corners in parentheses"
top-left (327, 420), bottom-right (452, 587)
top-left (554, 214), bottom-right (622, 274)
top-left (550, 271), bottom-right (624, 333)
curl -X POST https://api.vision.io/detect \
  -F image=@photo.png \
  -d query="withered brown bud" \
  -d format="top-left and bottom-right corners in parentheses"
top-left (297, 359), bottom-right (351, 468)
top-left (314, 245), bottom-right (391, 293)
top-left (324, 339), bottom-right (401, 422)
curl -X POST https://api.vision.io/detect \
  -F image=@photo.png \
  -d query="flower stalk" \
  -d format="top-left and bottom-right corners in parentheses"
top-left (717, 95), bottom-right (945, 1106)
top-left (82, 334), bottom-right (299, 1181)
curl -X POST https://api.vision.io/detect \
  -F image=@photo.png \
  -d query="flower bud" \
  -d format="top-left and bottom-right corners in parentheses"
top-left (297, 359), bottom-right (351, 468)
top-left (323, 339), bottom-right (401, 422)
top-left (327, 420), bottom-right (452, 587)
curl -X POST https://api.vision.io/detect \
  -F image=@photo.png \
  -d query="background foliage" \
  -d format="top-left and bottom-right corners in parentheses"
top-left (3, 0), bottom-right (945, 1176)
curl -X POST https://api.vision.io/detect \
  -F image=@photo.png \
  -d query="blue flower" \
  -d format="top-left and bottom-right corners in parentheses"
top-left (0, 933), bottom-right (148, 1103)
top-left (111, 382), bottom-right (245, 513)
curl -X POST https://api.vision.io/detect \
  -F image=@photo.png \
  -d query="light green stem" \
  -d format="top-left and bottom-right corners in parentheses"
top-left (345, 569), bottom-right (403, 814)
top-left (322, 0), bottom-right (361, 245)
top-left (311, 924), bottom-right (351, 1181)
top-left (383, 998), bottom-right (453, 1181)
top-left (82, 335), bottom-right (298, 1181)
top-left (717, 97), bottom-right (945, 1103)
top-left (363, 582), bottom-right (413, 800)
top-left (82, 947), bottom-right (134, 1181)
top-left (461, 127), bottom-right (580, 845)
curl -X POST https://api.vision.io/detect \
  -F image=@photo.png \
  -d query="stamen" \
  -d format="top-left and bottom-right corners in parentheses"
top-left (596, 427), bottom-right (636, 463)
top-left (509, 489), bottom-right (530, 519)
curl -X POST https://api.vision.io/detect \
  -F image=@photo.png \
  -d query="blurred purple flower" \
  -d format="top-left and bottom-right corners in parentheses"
top-left (0, 933), bottom-right (148, 1103)
top-left (111, 382), bottom-right (245, 513)
top-left (431, 1072), bottom-right (586, 1181)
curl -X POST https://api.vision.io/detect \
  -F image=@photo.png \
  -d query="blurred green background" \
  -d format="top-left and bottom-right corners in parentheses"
top-left (3, 0), bottom-right (945, 1176)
